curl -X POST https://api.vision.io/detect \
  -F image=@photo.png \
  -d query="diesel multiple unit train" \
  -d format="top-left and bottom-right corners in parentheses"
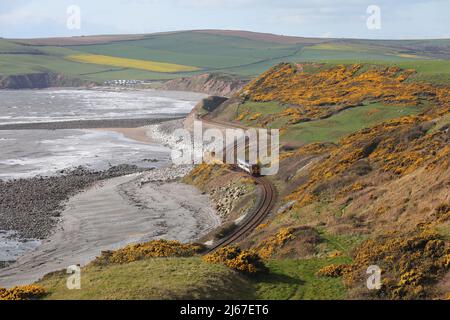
top-left (237, 159), bottom-right (261, 176)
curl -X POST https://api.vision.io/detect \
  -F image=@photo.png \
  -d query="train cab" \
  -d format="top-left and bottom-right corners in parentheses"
top-left (237, 159), bottom-right (261, 176)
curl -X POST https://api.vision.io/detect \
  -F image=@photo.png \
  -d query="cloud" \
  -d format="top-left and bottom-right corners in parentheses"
top-left (0, 0), bottom-right (448, 39)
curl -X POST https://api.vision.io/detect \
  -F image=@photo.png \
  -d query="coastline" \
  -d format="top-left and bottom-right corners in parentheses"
top-left (0, 99), bottom-right (224, 288)
top-left (0, 116), bottom-right (185, 131)
top-left (0, 166), bottom-right (220, 288)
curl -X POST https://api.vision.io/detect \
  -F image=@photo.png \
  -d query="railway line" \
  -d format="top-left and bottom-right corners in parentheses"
top-left (198, 112), bottom-right (277, 253)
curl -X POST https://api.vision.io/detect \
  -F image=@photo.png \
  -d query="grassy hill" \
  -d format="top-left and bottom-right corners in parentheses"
top-left (188, 61), bottom-right (450, 300)
top-left (1, 30), bottom-right (450, 84)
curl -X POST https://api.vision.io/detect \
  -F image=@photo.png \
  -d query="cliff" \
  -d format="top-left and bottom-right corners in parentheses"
top-left (0, 73), bottom-right (91, 89)
top-left (161, 73), bottom-right (248, 98)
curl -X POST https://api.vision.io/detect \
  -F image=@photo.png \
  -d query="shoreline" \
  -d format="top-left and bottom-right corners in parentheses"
top-left (0, 166), bottom-right (220, 288)
top-left (0, 109), bottom-right (224, 288)
top-left (0, 116), bottom-right (186, 131)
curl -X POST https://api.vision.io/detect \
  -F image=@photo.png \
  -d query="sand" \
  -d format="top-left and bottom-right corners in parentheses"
top-left (0, 172), bottom-right (220, 288)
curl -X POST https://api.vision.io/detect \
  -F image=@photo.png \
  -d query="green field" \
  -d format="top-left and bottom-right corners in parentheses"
top-left (233, 101), bottom-right (425, 143)
top-left (1, 31), bottom-right (450, 83)
top-left (284, 103), bottom-right (425, 143)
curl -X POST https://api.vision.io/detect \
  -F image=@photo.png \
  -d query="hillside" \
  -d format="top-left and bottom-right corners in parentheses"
top-left (1, 30), bottom-right (450, 88)
top-left (187, 62), bottom-right (450, 299)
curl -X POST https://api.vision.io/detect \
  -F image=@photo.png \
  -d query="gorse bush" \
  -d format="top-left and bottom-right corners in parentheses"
top-left (316, 264), bottom-right (351, 278)
top-left (343, 230), bottom-right (449, 299)
top-left (243, 63), bottom-right (450, 112)
top-left (203, 246), bottom-right (267, 274)
top-left (0, 285), bottom-right (47, 300)
top-left (92, 240), bottom-right (204, 266)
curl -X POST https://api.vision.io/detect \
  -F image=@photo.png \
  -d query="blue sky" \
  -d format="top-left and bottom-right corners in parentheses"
top-left (0, 0), bottom-right (448, 39)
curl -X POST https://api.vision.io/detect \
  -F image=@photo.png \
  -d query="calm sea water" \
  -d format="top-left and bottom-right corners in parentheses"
top-left (0, 89), bottom-right (205, 179)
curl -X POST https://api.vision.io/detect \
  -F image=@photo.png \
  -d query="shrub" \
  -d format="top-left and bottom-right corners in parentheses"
top-left (316, 264), bottom-right (351, 277)
top-left (0, 285), bottom-right (47, 300)
top-left (92, 240), bottom-right (204, 266)
top-left (343, 230), bottom-right (450, 299)
top-left (203, 246), bottom-right (267, 274)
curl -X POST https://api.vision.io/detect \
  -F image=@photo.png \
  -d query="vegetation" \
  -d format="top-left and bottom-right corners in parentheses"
top-left (3, 32), bottom-right (449, 299)
top-left (242, 63), bottom-right (443, 111)
top-left (38, 257), bottom-right (257, 300)
top-left (204, 246), bottom-right (267, 274)
top-left (197, 59), bottom-right (450, 300)
top-left (0, 285), bottom-right (47, 300)
top-left (91, 240), bottom-right (204, 266)
top-left (343, 229), bottom-right (450, 299)
top-left (66, 54), bottom-right (199, 73)
top-left (2, 32), bottom-right (450, 82)
top-left (253, 258), bottom-right (350, 300)
top-left (235, 101), bottom-right (424, 143)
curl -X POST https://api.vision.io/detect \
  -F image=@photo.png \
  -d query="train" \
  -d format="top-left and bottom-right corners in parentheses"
top-left (237, 159), bottom-right (261, 176)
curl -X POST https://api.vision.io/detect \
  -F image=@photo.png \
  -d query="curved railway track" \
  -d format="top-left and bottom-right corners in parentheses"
top-left (198, 113), bottom-right (277, 253)
top-left (205, 175), bottom-right (276, 253)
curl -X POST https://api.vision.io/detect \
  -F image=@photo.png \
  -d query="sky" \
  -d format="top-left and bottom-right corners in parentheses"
top-left (0, 0), bottom-right (449, 39)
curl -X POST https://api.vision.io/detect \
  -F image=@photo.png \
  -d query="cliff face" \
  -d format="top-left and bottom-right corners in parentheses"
top-left (161, 73), bottom-right (248, 98)
top-left (0, 73), bottom-right (90, 89)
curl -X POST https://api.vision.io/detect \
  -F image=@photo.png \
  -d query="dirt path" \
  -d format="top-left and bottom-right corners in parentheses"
top-left (0, 173), bottom-right (220, 288)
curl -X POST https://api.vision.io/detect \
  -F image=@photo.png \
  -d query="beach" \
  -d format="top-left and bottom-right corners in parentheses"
top-left (0, 165), bottom-right (220, 288)
top-left (0, 89), bottom-right (220, 288)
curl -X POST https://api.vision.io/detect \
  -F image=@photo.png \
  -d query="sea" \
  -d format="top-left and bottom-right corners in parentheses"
top-left (0, 88), bottom-right (205, 180)
top-left (0, 88), bottom-right (205, 262)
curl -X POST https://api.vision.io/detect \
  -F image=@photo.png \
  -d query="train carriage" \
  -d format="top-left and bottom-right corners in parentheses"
top-left (237, 159), bottom-right (261, 176)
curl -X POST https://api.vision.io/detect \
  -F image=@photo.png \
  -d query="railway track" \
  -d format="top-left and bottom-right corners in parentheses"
top-left (198, 113), bottom-right (277, 253)
top-left (205, 175), bottom-right (276, 253)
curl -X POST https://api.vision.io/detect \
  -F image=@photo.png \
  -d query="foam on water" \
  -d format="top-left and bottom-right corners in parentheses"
top-left (0, 129), bottom-right (172, 179)
top-left (0, 89), bottom-right (206, 179)
top-left (0, 89), bottom-right (206, 125)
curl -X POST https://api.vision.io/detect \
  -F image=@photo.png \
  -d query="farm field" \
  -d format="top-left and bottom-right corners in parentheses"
top-left (1, 30), bottom-right (450, 83)
top-left (66, 54), bottom-right (200, 73)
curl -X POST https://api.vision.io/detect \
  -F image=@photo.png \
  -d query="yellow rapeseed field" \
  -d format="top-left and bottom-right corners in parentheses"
top-left (66, 54), bottom-right (199, 73)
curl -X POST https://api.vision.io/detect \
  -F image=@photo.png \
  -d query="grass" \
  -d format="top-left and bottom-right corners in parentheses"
top-left (316, 230), bottom-right (367, 257)
top-left (0, 39), bottom-right (41, 54)
top-left (1, 32), bottom-right (450, 82)
top-left (68, 32), bottom-right (301, 70)
top-left (38, 257), bottom-right (256, 300)
top-left (66, 54), bottom-right (200, 73)
top-left (37, 254), bottom-right (352, 300)
top-left (284, 103), bottom-right (425, 143)
top-left (0, 54), bottom-right (116, 76)
top-left (435, 221), bottom-right (450, 241)
top-left (316, 60), bottom-right (450, 84)
top-left (234, 101), bottom-right (425, 143)
top-left (253, 257), bottom-right (350, 300)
